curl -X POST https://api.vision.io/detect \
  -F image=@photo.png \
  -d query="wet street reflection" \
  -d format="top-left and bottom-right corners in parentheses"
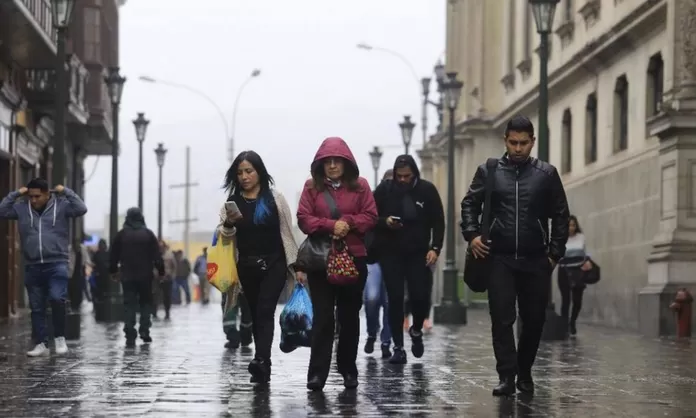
top-left (0, 305), bottom-right (695, 416)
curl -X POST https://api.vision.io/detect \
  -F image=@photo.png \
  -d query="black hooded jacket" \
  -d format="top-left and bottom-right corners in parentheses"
top-left (371, 155), bottom-right (445, 258)
top-left (110, 208), bottom-right (164, 280)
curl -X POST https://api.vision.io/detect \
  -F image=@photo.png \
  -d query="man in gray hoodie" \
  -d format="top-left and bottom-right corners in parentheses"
top-left (0, 178), bottom-right (87, 357)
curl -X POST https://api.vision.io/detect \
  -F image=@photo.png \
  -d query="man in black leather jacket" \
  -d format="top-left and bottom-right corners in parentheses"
top-left (460, 115), bottom-right (569, 396)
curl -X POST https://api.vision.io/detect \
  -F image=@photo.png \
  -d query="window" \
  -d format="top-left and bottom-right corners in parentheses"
top-left (585, 93), bottom-right (597, 164)
top-left (613, 75), bottom-right (629, 152)
top-left (84, 8), bottom-right (101, 62)
top-left (647, 53), bottom-right (664, 117)
top-left (561, 109), bottom-right (572, 174)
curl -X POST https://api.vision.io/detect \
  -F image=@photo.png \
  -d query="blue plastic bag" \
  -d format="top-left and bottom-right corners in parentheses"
top-left (279, 284), bottom-right (313, 353)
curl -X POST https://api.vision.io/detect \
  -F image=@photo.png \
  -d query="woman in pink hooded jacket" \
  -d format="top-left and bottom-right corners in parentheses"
top-left (297, 137), bottom-right (378, 391)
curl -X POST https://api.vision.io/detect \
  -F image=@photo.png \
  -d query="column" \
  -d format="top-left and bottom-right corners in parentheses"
top-left (638, 0), bottom-right (696, 337)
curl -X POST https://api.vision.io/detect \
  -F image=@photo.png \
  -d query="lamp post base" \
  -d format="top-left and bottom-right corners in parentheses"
top-left (540, 303), bottom-right (567, 341)
top-left (433, 265), bottom-right (468, 325)
top-left (65, 310), bottom-right (81, 341)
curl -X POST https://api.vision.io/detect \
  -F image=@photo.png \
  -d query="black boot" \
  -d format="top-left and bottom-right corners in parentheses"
top-left (569, 321), bottom-right (577, 336)
top-left (388, 347), bottom-right (407, 364)
top-left (409, 327), bottom-right (424, 358)
top-left (240, 325), bottom-right (253, 347)
top-left (225, 328), bottom-right (240, 349)
top-left (492, 376), bottom-right (516, 396)
top-left (307, 375), bottom-right (324, 391)
top-left (343, 374), bottom-right (358, 389)
top-left (380, 343), bottom-right (391, 359)
top-left (364, 337), bottom-right (376, 354)
top-left (516, 372), bottom-right (534, 394)
top-left (248, 358), bottom-right (271, 384)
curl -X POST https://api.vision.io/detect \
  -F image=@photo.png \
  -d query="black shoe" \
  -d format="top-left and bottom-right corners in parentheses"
top-left (364, 337), bottom-right (376, 354)
top-left (381, 343), bottom-right (391, 359)
top-left (307, 375), bottom-right (324, 391)
top-left (388, 347), bottom-right (407, 364)
top-left (569, 321), bottom-right (577, 336)
top-left (516, 377), bottom-right (534, 394)
top-left (492, 376), bottom-right (516, 396)
top-left (409, 327), bottom-right (424, 358)
top-left (248, 358), bottom-right (271, 384)
top-left (165, 312), bottom-right (170, 320)
top-left (225, 329), bottom-right (240, 349)
top-left (240, 326), bottom-right (253, 347)
top-left (343, 374), bottom-right (358, 389)
top-left (141, 335), bottom-right (152, 343)
top-left (125, 339), bottom-right (136, 348)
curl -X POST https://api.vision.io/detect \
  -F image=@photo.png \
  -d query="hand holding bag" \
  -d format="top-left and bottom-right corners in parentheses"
top-left (296, 191), bottom-right (341, 271)
top-left (463, 158), bottom-right (498, 293)
top-left (326, 239), bottom-right (360, 286)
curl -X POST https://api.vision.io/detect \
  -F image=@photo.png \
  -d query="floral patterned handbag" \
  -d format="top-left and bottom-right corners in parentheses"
top-left (326, 239), bottom-right (360, 285)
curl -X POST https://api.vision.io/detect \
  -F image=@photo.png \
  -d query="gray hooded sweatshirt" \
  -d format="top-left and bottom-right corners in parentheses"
top-left (0, 188), bottom-right (88, 265)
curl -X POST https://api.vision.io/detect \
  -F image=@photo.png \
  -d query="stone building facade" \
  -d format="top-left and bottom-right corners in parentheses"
top-left (421, 0), bottom-right (695, 335)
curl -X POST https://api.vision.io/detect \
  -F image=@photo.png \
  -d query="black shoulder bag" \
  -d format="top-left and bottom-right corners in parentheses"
top-left (296, 190), bottom-right (341, 272)
top-left (463, 158), bottom-right (498, 293)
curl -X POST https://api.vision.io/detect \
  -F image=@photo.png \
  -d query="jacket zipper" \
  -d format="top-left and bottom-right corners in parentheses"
top-left (489, 218), bottom-right (498, 233)
top-left (515, 168), bottom-right (519, 259)
top-left (538, 219), bottom-right (547, 245)
top-left (38, 210), bottom-right (44, 263)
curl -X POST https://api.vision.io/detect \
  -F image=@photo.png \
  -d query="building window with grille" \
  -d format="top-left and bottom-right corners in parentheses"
top-left (84, 7), bottom-right (101, 63)
top-left (613, 75), bottom-right (629, 152)
top-left (646, 53), bottom-right (664, 118)
top-left (561, 109), bottom-right (572, 174)
top-left (585, 93), bottom-right (597, 164)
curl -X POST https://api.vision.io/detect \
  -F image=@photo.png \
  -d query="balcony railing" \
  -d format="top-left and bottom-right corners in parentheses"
top-left (24, 55), bottom-right (89, 115)
top-left (19, 0), bottom-right (57, 45)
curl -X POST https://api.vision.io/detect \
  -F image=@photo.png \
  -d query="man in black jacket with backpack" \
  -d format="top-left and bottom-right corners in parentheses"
top-left (373, 155), bottom-right (445, 365)
top-left (461, 116), bottom-right (569, 396)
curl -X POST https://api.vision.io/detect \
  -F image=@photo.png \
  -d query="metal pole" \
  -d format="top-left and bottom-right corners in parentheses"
top-left (538, 32), bottom-right (549, 163)
top-left (109, 103), bottom-right (119, 244)
top-left (405, 144), bottom-right (410, 156)
top-left (157, 165), bottom-right (163, 240)
top-left (373, 168), bottom-right (378, 190)
top-left (422, 101), bottom-right (428, 147)
top-left (51, 28), bottom-right (67, 185)
top-left (138, 141), bottom-right (143, 210)
top-left (444, 108), bottom-right (458, 303)
top-left (184, 146), bottom-right (190, 258)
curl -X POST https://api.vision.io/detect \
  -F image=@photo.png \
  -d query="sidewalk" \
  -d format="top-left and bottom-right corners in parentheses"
top-left (0, 305), bottom-right (695, 417)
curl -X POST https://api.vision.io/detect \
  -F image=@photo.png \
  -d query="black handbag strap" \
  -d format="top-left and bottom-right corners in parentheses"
top-left (322, 190), bottom-right (341, 220)
top-left (480, 158), bottom-right (498, 242)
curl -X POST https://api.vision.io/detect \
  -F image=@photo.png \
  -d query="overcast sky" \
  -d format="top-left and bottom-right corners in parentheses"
top-left (84, 0), bottom-right (446, 240)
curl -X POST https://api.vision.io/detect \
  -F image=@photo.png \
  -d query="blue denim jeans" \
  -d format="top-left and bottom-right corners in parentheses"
top-left (25, 262), bottom-right (69, 344)
top-left (363, 262), bottom-right (391, 345)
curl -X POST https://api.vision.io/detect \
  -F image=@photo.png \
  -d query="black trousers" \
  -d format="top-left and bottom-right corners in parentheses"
top-left (238, 253), bottom-right (288, 362)
top-left (159, 280), bottom-right (172, 316)
top-left (558, 268), bottom-right (586, 323)
top-left (122, 279), bottom-right (154, 339)
top-left (487, 255), bottom-right (551, 378)
top-left (381, 251), bottom-right (432, 347)
top-left (307, 257), bottom-right (367, 383)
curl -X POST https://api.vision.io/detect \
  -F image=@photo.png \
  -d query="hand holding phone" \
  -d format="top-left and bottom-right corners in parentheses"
top-left (387, 216), bottom-right (403, 229)
top-left (224, 201), bottom-right (242, 221)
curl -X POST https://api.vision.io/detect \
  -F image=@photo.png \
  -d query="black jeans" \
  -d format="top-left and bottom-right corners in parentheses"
top-left (238, 253), bottom-right (288, 362)
top-left (122, 279), bottom-right (154, 339)
top-left (159, 280), bottom-right (172, 316)
top-left (487, 255), bottom-right (552, 378)
top-left (558, 268), bottom-right (586, 323)
top-left (307, 257), bottom-right (367, 383)
top-left (381, 251), bottom-right (432, 347)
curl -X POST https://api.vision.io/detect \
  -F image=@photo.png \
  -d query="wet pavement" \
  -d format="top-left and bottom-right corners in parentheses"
top-left (0, 304), bottom-right (695, 417)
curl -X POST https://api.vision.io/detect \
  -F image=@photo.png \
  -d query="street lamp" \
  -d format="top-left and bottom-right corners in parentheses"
top-left (421, 60), bottom-right (447, 137)
top-left (433, 71), bottom-right (466, 326)
top-left (368, 146), bottom-right (383, 188)
top-left (50, 0), bottom-right (76, 186)
top-left (154, 143), bottom-right (168, 240)
top-left (399, 115), bottom-right (415, 155)
top-left (230, 69), bottom-right (262, 162)
top-left (529, 0), bottom-right (564, 340)
top-left (133, 112), bottom-right (150, 210)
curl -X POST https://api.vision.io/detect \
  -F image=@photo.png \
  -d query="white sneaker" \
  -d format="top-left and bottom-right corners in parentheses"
top-left (55, 337), bottom-right (68, 355)
top-left (27, 343), bottom-right (49, 357)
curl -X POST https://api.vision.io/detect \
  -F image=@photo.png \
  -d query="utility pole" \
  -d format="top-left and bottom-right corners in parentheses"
top-left (169, 146), bottom-right (198, 259)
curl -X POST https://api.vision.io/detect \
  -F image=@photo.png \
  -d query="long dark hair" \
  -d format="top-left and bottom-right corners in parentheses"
top-left (569, 215), bottom-right (582, 234)
top-left (223, 150), bottom-right (275, 224)
top-left (311, 157), bottom-right (360, 192)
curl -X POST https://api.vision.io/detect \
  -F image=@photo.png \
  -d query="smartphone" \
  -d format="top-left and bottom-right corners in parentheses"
top-left (391, 216), bottom-right (402, 223)
top-left (225, 201), bottom-right (241, 216)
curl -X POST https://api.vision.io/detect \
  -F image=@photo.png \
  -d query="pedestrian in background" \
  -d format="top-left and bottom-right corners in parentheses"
top-left (174, 250), bottom-right (192, 304)
top-left (109, 207), bottom-right (164, 347)
top-left (193, 247), bottom-right (209, 304)
top-left (297, 137), bottom-right (377, 391)
top-left (0, 179), bottom-right (87, 357)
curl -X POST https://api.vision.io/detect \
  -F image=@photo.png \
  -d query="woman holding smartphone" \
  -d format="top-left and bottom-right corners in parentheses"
top-left (216, 150), bottom-right (302, 384)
